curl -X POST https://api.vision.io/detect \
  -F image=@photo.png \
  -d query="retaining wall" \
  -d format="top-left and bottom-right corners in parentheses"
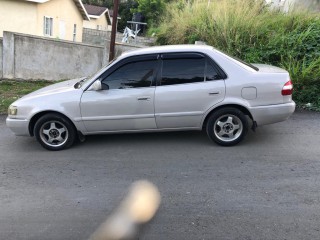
top-left (1, 31), bottom-right (144, 80)
top-left (83, 28), bottom-right (155, 47)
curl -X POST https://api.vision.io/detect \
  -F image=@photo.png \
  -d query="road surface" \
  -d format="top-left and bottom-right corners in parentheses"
top-left (0, 109), bottom-right (319, 240)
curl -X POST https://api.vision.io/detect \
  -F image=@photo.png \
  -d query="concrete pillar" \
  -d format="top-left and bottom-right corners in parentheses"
top-left (3, 31), bottom-right (15, 79)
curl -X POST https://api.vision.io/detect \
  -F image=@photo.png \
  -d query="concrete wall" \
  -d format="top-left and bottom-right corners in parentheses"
top-left (2, 32), bottom-right (107, 80)
top-left (1, 31), bottom-right (143, 81)
top-left (82, 28), bottom-right (110, 46)
top-left (0, 38), bottom-right (2, 78)
top-left (114, 42), bottom-right (145, 57)
top-left (82, 28), bottom-right (155, 47)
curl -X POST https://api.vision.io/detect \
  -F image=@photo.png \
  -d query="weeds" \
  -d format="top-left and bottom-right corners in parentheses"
top-left (0, 80), bottom-right (53, 114)
top-left (153, 0), bottom-right (320, 110)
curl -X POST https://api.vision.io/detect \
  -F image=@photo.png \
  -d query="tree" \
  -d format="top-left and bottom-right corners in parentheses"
top-left (118, 0), bottom-right (138, 32)
top-left (131, 0), bottom-right (166, 25)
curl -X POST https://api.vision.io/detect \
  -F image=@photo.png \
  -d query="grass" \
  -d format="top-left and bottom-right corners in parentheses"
top-left (0, 80), bottom-right (54, 114)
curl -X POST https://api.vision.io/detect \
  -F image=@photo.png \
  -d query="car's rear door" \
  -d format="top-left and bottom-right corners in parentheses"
top-left (155, 52), bottom-right (226, 129)
top-left (80, 54), bottom-right (159, 133)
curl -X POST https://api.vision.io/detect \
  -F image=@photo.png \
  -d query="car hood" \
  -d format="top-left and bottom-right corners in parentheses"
top-left (19, 78), bottom-right (84, 100)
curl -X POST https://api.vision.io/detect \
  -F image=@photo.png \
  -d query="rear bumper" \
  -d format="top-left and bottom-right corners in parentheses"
top-left (250, 102), bottom-right (296, 126)
top-left (6, 117), bottom-right (30, 136)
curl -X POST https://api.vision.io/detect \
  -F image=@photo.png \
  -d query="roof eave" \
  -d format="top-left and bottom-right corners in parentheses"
top-left (73, 0), bottom-right (90, 21)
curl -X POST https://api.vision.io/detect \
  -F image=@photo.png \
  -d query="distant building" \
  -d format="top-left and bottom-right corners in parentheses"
top-left (83, 4), bottom-right (112, 31)
top-left (0, 0), bottom-right (90, 42)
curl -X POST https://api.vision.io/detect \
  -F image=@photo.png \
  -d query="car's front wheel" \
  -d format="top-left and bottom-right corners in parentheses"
top-left (206, 107), bottom-right (248, 146)
top-left (34, 113), bottom-right (76, 151)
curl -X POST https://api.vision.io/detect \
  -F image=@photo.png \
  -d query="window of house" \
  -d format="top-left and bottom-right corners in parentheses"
top-left (43, 17), bottom-right (53, 36)
top-left (161, 55), bottom-right (205, 86)
top-left (102, 60), bottom-right (158, 90)
top-left (73, 24), bottom-right (77, 41)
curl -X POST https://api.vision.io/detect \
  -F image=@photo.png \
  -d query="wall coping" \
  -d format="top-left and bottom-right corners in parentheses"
top-left (115, 41), bottom-right (145, 48)
top-left (4, 31), bottom-right (105, 49)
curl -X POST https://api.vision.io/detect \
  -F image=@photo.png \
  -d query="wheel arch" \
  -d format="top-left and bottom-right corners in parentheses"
top-left (29, 111), bottom-right (77, 136)
top-left (202, 104), bottom-right (253, 130)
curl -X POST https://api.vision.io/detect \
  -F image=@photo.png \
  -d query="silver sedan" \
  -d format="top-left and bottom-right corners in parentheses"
top-left (6, 45), bottom-right (295, 150)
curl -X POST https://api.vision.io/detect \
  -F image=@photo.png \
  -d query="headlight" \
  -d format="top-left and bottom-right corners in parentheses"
top-left (8, 105), bottom-right (18, 116)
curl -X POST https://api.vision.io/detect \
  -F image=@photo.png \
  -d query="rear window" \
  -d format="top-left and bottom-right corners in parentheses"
top-left (217, 49), bottom-right (259, 71)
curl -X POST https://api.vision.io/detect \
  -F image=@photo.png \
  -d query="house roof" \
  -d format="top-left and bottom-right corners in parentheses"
top-left (73, 0), bottom-right (90, 21)
top-left (83, 4), bottom-right (107, 16)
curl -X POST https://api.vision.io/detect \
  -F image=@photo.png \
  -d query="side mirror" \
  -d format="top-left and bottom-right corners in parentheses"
top-left (92, 80), bottom-right (102, 91)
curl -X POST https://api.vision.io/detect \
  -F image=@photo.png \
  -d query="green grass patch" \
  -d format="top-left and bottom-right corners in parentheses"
top-left (0, 80), bottom-right (54, 114)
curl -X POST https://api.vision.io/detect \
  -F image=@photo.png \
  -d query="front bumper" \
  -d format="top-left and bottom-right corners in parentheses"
top-left (250, 101), bottom-right (296, 126)
top-left (6, 117), bottom-right (30, 136)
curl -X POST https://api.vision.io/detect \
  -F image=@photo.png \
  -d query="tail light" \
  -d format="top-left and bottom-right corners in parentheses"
top-left (282, 80), bottom-right (293, 96)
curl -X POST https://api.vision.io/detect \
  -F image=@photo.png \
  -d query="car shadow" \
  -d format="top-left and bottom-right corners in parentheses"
top-left (79, 128), bottom-right (277, 149)
top-left (82, 131), bottom-right (209, 146)
top-left (10, 127), bottom-right (279, 151)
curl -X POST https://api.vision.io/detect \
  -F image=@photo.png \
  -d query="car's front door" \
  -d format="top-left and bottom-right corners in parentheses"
top-left (155, 53), bottom-right (226, 129)
top-left (80, 55), bottom-right (159, 133)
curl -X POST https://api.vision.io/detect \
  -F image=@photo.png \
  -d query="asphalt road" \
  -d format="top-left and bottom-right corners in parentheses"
top-left (1, 109), bottom-right (320, 240)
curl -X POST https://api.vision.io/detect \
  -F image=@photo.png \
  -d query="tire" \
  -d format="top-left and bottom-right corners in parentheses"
top-left (34, 113), bottom-right (76, 151)
top-left (206, 107), bottom-right (248, 146)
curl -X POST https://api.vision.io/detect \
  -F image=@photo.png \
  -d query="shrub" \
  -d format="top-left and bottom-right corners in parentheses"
top-left (154, 0), bottom-right (320, 109)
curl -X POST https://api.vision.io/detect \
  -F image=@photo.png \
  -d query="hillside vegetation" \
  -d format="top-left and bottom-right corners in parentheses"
top-left (154, 0), bottom-right (320, 110)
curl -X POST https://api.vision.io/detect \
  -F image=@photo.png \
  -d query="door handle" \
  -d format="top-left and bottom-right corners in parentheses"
top-left (137, 97), bottom-right (151, 101)
top-left (209, 91), bottom-right (220, 95)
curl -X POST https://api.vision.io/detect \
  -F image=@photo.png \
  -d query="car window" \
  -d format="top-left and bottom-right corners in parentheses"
top-left (161, 58), bottom-right (205, 86)
top-left (206, 62), bottom-right (223, 81)
top-left (102, 60), bottom-right (157, 89)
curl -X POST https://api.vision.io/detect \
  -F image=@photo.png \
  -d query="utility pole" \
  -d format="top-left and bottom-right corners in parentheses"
top-left (109, 0), bottom-right (119, 62)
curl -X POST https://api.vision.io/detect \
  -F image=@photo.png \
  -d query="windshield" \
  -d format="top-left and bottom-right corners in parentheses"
top-left (74, 57), bottom-right (118, 89)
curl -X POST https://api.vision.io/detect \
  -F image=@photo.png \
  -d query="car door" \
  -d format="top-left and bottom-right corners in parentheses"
top-left (80, 55), bottom-right (159, 133)
top-left (155, 52), bottom-right (226, 129)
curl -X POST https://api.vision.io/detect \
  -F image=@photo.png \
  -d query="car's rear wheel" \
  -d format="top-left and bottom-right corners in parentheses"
top-left (34, 113), bottom-right (76, 151)
top-left (206, 107), bottom-right (248, 146)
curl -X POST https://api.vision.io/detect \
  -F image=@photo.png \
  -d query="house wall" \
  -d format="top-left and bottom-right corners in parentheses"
top-left (0, 0), bottom-right (38, 38)
top-left (83, 15), bottom-right (109, 31)
top-left (37, 0), bottom-right (84, 42)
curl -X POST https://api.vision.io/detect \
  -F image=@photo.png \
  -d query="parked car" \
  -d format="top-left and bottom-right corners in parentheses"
top-left (6, 45), bottom-right (295, 150)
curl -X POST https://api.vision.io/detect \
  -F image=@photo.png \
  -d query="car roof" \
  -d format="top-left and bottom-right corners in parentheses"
top-left (119, 44), bottom-right (215, 58)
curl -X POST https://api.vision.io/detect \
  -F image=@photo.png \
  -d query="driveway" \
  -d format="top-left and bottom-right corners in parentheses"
top-left (0, 109), bottom-right (320, 240)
